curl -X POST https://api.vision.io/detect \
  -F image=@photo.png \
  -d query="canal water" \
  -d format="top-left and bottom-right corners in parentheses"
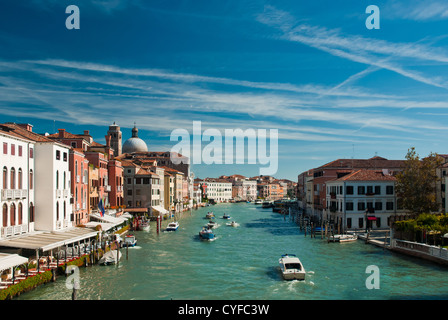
top-left (18, 203), bottom-right (448, 300)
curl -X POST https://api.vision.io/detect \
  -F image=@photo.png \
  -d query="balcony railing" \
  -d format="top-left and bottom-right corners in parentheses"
top-left (1, 189), bottom-right (27, 201)
top-left (0, 223), bottom-right (28, 239)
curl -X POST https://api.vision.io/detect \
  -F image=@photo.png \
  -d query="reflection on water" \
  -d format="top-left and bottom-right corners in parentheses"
top-left (17, 203), bottom-right (448, 300)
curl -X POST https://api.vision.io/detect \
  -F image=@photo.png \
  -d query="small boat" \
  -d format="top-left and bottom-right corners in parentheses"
top-left (262, 201), bottom-right (274, 208)
top-left (329, 234), bottom-right (358, 243)
top-left (207, 220), bottom-right (219, 229)
top-left (226, 221), bottom-right (239, 227)
top-left (254, 199), bottom-right (262, 205)
top-left (222, 214), bottom-right (231, 219)
top-left (166, 221), bottom-right (179, 231)
top-left (99, 250), bottom-right (122, 265)
top-left (278, 254), bottom-right (306, 280)
top-left (123, 234), bottom-right (137, 247)
top-left (138, 219), bottom-right (150, 231)
top-left (199, 226), bottom-right (215, 240)
top-left (205, 212), bottom-right (215, 219)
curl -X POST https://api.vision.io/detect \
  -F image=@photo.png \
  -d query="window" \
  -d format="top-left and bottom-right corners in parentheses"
top-left (10, 168), bottom-right (15, 189)
top-left (18, 145), bottom-right (22, 157)
top-left (18, 169), bottom-right (22, 189)
top-left (347, 218), bottom-right (352, 229)
top-left (18, 203), bottom-right (22, 225)
top-left (359, 217), bottom-right (364, 229)
top-left (2, 167), bottom-right (7, 189)
top-left (29, 148), bottom-right (33, 158)
top-left (367, 186), bottom-right (373, 194)
top-left (127, 189), bottom-right (132, 196)
top-left (56, 150), bottom-right (60, 160)
top-left (376, 217), bottom-right (381, 228)
top-left (375, 202), bottom-right (382, 211)
top-left (71, 142), bottom-right (77, 148)
top-left (386, 185), bottom-right (394, 195)
top-left (11, 144), bottom-right (15, 156)
top-left (10, 203), bottom-right (15, 226)
top-left (3, 142), bottom-right (7, 154)
top-left (375, 186), bottom-right (381, 195)
top-left (386, 202), bottom-right (394, 210)
top-left (63, 152), bottom-right (67, 162)
top-left (346, 186), bottom-right (354, 195)
top-left (346, 202), bottom-right (354, 211)
top-left (358, 202), bottom-right (365, 211)
top-left (136, 178), bottom-right (142, 184)
top-left (127, 178), bottom-right (131, 184)
top-left (29, 203), bottom-right (34, 222)
top-left (3, 204), bottom-right (8, 226)
top-left (56, 171), bottom-right (59, 189)
top-left (358, 186), bottom-right (365, 195)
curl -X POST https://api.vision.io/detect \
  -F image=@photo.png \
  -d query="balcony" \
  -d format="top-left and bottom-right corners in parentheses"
top-left (0, 224), bottom-right (28, 239)
top-left (55, 189), bottom-right (62, 198)
top-left (1, 189), bottom-right (27, 201)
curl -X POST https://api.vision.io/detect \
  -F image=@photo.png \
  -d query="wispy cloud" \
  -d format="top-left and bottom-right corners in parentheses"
top-left (257, 5), bottom-right (448, 90)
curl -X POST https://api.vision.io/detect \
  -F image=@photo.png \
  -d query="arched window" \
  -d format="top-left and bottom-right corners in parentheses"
top-left (10, 203), bottom-right (15, 226)
top-left (29, 202), bottom-right (34, 223)
top-left (63, 171), bottom-right (66, 189)
top-left (18, 202), bottom-right (22, 225)
top-left (56, 171), bottom-right (59, 190)
top-left (10, 167), bottom-right (15, 189)
top-left (63, 201), bottom-right (66, 219)
top-left (2, 166), bottom-right (7, 190)
top-left (29, 169), bottom-right (33, 190)
top-left (18, 168), bottom-right (22, 190)
top-left (56, 202), bottom-right (59, 221)
top-left (2, 204), bottom-right (7, 227)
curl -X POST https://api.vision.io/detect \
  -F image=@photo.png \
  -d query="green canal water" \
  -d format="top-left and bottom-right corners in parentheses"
top-left (18, 203), bottom-right (448, 300)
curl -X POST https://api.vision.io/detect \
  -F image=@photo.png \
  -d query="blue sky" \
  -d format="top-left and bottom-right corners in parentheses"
top-left (2, 1), bottom-right (448, 180)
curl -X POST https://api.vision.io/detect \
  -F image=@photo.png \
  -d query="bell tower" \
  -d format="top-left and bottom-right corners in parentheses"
top-left (108, 122), bottom-right (122, 157)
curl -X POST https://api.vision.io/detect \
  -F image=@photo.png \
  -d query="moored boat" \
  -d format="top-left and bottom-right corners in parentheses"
top-left (254, 199), bottom-right (262, 205)
top-left (328, 234), bottom-right (358, 243)
top-left (278, 254), bottom-right (306, 280)
top-left (123, 234), bottom-right (137, 247)
top-left (262, 200), bottom-right (274, 208)
top-left (99, 250), bottom-right (122, 265)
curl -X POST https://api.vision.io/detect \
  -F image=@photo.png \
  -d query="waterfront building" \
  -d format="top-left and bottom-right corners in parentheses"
top-left (0, 124), bottom-right (35, 239)
top-left (70, 148), bottom-right (89, 225)
top-left (164, 171), bottom-right (175, 213)
top-left (297, 156), bottom-right (407, 218)
top-left (200, 179), bottom-right (232, 203)
top-left (1, 123), bottom-right (73, 232)
top-left (325, 169), bottom-right (406, 230)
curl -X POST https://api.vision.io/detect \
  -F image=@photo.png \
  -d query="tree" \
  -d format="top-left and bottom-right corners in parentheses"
top-left (396, 147), bottom-right (442, 215)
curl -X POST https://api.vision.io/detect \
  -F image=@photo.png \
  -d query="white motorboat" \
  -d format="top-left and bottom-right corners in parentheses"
top-left (123, 234), bottom-right (137, 247)
top-left (166, 221), bottom-right (179, 231)
top-left (254, 199), bottom-right (262, 205)
top-left (205, 212), bottom-right (215, 219)
top-left (99, 250), bottom-right (122, 265)
top-left (329, 234), bottom-right (358, 243)
top-left (222, 214), bottom-right (231, 219)
top-left (278, 254), bottom-right (306, 280)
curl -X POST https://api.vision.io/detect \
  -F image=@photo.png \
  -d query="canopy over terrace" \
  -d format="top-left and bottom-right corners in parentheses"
top-left (0, 253), bottom-right (28, 273)
top-left (0, 227), bottom-right (98, 253)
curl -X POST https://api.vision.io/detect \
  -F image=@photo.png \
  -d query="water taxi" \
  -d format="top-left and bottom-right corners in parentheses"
top-left (123, 234), bottom-right (137, 247)
top-left (207, 220), bottom-right (219, 229)
top-left (199, 226), bottom-right (215, 240)
top-left (278, 254), bottom-right (306, 280)
top-left (166, 221), bottom-right (179, 231)
top-left (206, 212), bottom-right (215, 219)
top-left (222, 214), bottom-right (231, 219)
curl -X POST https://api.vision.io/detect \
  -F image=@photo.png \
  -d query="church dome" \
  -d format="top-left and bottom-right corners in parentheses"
top-left (122, 125), bottom-right (148, 153)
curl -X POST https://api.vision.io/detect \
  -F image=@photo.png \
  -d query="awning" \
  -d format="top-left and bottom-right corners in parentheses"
top-left (85, 222), bottom-right (116, 232)
top-left (151, 206), bottom-right (169, 215)
top-left (367, 216), bottom-right (377, 221)
top-left (89, 212), bottom-right (128, 225)
top-left (0, 253), bottom-right (29, 273)
top-left (0, 227), bottom-right (99, 252)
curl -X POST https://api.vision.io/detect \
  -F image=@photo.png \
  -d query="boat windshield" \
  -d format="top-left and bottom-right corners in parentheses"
top-left (285, 263), bottom-right (301, 270)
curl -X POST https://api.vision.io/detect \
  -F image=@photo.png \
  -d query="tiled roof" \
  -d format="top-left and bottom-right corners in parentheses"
top-left (333, 169), bottom-right (396, 182)
top-left (317, 156), bottom-right (406, 170)
top-left (1, 123), bottom-right (54, 143)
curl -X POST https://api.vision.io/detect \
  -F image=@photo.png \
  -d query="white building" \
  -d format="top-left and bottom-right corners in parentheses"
top-left (1, 123), bottom-right (73, 233)
top-left (234, 179), bottom-right (257, 201)
top-left (201, 179), bottom-right (232, 203)
top-left (325, 169), bottom-right (405, 230)
top-left (0, 124), bottom-right (35, 239)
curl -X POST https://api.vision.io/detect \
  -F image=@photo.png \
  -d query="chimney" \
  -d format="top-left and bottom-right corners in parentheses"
top-left (18, 123), bottom-right (33, 132)
top-left (105, 134), bottom-right (111, 147)
top-left (58, 128), bottom-right (66, 138)
top-left (84, 130), bottom-right (90, 136)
